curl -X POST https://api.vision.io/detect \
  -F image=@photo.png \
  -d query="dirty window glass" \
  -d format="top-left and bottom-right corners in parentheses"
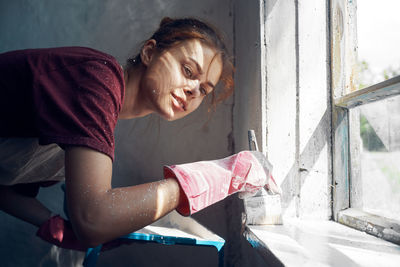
top-left (352, 95), bottom-right (400, 221)
top-left (357, 0), bottom-right (400, 89)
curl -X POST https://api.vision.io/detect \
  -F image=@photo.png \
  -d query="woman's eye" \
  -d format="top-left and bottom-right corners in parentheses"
top-left (183, 65), bottom-right (193, 78)
top-left (200, 87), bottom-right (207, 96)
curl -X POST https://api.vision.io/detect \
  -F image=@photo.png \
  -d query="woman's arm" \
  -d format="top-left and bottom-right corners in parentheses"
top-left (64, 146), bottom-right (181, 247)
top-left (0, 185), bottom-right (52, 227)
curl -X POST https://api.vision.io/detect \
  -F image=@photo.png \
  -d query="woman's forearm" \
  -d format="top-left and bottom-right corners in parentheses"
top-left (64, 146), bottom-right (182, 247)
top-left (0, 185), bottom-right (52, 227)
top-left (68, 178), bottom-right (181, 246)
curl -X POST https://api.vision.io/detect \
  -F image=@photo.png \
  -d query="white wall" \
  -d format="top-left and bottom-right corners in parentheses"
top-left (234, 0), bottom-right (332, 221)
top-left (265, 0), bottom-right (332, 220)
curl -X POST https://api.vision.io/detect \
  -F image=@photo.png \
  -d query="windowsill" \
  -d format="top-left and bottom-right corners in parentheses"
top-left (244, 218), bottom-right (400, 267)
top-left (338, 208), bottom-right (400, 245)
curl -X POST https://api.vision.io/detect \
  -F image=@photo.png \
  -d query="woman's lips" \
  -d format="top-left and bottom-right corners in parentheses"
top-left (171, 93), bottom-right (186, 111)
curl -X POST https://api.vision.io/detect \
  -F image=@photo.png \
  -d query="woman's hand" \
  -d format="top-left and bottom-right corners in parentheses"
top-left (164, 151), bottom-right (276, 216)
top-left (36, 215), bottom-right (88, 251)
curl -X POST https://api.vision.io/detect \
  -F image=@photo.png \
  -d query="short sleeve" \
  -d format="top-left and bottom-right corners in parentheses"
top-left (33, 59), bottom-right (124, 161)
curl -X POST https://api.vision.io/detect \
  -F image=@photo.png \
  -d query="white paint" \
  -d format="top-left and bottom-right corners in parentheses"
top-left (244, 193), bottom-right (283, 225)
top-left (247, 219), bottom-right (400, 267)
top-left (300, 145), bottom-right (330, 219)
top-left (298, 0), bottom-right (331, 219)
top-left (263, 0), bottom-right (331, 219)
top-left (298, 0), bottom-right (328, 153)
top-left (264, 0), bottom-right (297, 218)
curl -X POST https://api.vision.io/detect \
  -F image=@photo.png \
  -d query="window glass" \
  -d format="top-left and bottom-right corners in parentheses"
top-left (353, 95), bottom-right (400, 221)
top-left (357, 0), bottom-right (400, 89)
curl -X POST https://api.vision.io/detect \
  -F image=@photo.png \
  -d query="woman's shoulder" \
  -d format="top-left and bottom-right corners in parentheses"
top-left (1, 46), bottom-right (120, 69)
top-left (44, 46), bottom-right (117, 62)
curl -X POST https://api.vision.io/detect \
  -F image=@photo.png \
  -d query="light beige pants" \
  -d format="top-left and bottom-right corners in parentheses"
top-left (0, 138), bottom-right (65, 185)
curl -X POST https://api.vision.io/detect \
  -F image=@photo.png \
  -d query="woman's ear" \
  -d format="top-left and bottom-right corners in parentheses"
top-left (140, 39), bottom-right (157, 66)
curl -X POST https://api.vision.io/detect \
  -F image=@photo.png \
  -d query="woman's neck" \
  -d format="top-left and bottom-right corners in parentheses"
top-left (119, 65), bottom-right (154, 119)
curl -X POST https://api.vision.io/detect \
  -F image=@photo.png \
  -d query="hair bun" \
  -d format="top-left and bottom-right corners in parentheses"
top-left (160, 17), bottom-right (174, 27)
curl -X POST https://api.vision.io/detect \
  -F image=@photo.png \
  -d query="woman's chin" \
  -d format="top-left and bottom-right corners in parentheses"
top-left (157, 105), bottom-right (189, 121)
top-left (163, 110), bottom-right (187, 121)
top-left (158, 109), bottom-right (178, 121)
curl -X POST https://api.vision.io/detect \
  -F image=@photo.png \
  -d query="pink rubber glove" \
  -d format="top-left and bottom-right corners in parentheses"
top-left (36, 215), bottom-right (134, 251)
top-left (36, 215), bottom-right (88, 251)
top-left (164, 151), bottom-right (275, 216)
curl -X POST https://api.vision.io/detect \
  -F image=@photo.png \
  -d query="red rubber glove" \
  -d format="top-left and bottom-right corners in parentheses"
top-left (36, 215), bottom-right (132, 251)
top-left (36, 215), bottom-right (88, 251)
top-left (164, 151), bottom-right (275, 216)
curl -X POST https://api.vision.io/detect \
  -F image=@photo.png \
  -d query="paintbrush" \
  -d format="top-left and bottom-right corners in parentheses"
top-left (242, 130), bottom-right (283, 225)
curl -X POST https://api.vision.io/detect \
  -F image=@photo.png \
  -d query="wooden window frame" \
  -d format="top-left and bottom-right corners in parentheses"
top-left (331, 0), bottom-right (400, 245)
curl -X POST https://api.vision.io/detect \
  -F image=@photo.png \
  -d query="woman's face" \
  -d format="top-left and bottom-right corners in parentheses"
top-left (140, 39), bottom-right (223, 121)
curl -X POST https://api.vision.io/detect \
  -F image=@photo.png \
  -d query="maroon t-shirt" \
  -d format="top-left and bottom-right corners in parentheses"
top-left (0, 47), bottom-right (125, 161)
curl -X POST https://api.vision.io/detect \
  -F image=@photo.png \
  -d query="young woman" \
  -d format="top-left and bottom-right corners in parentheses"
top-left (0, 17), bottom-right (270, 250)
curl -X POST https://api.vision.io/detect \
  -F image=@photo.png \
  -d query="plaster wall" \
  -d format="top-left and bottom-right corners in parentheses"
top-left (264, 0), bottom-right (298, 217)
top-left (297, 0), bottom-right (331, 219)
top-left (230, 2), bottom-right (270, 266)
top-left (233, 0), bottom-right (264, 153)
top-left (0, 1), bottom-right (238, 266)
top-left (236, 0), bottom-right (332, 220)
top-left (264, 0), bottom-right (332, 219)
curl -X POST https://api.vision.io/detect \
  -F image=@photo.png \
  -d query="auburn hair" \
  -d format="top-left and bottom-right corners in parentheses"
top-left (126, 17), bottom-right (234, 111)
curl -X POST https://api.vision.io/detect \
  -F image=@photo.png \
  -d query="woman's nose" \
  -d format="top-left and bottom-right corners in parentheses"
top-left (184, 80), bottom-right (201, 98)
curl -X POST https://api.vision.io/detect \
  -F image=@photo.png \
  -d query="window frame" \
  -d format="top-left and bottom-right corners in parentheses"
top-left (331, 0), bottom-right (400, 245)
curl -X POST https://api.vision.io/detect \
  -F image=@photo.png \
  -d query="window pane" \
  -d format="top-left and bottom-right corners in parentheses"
top-left (355, 95), bottom-right (400, 221)
top-left (357, 0), bottom-right (400, 89)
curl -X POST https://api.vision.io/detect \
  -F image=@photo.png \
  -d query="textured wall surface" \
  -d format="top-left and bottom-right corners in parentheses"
top-left (297, 0), bottom-right (331, 219)
top-left (0, 0), bottom-right (334, 265)
top-left (0, 1), bottom-right (238, 266)
top-left (263, 0), bottom-right (332, 220)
